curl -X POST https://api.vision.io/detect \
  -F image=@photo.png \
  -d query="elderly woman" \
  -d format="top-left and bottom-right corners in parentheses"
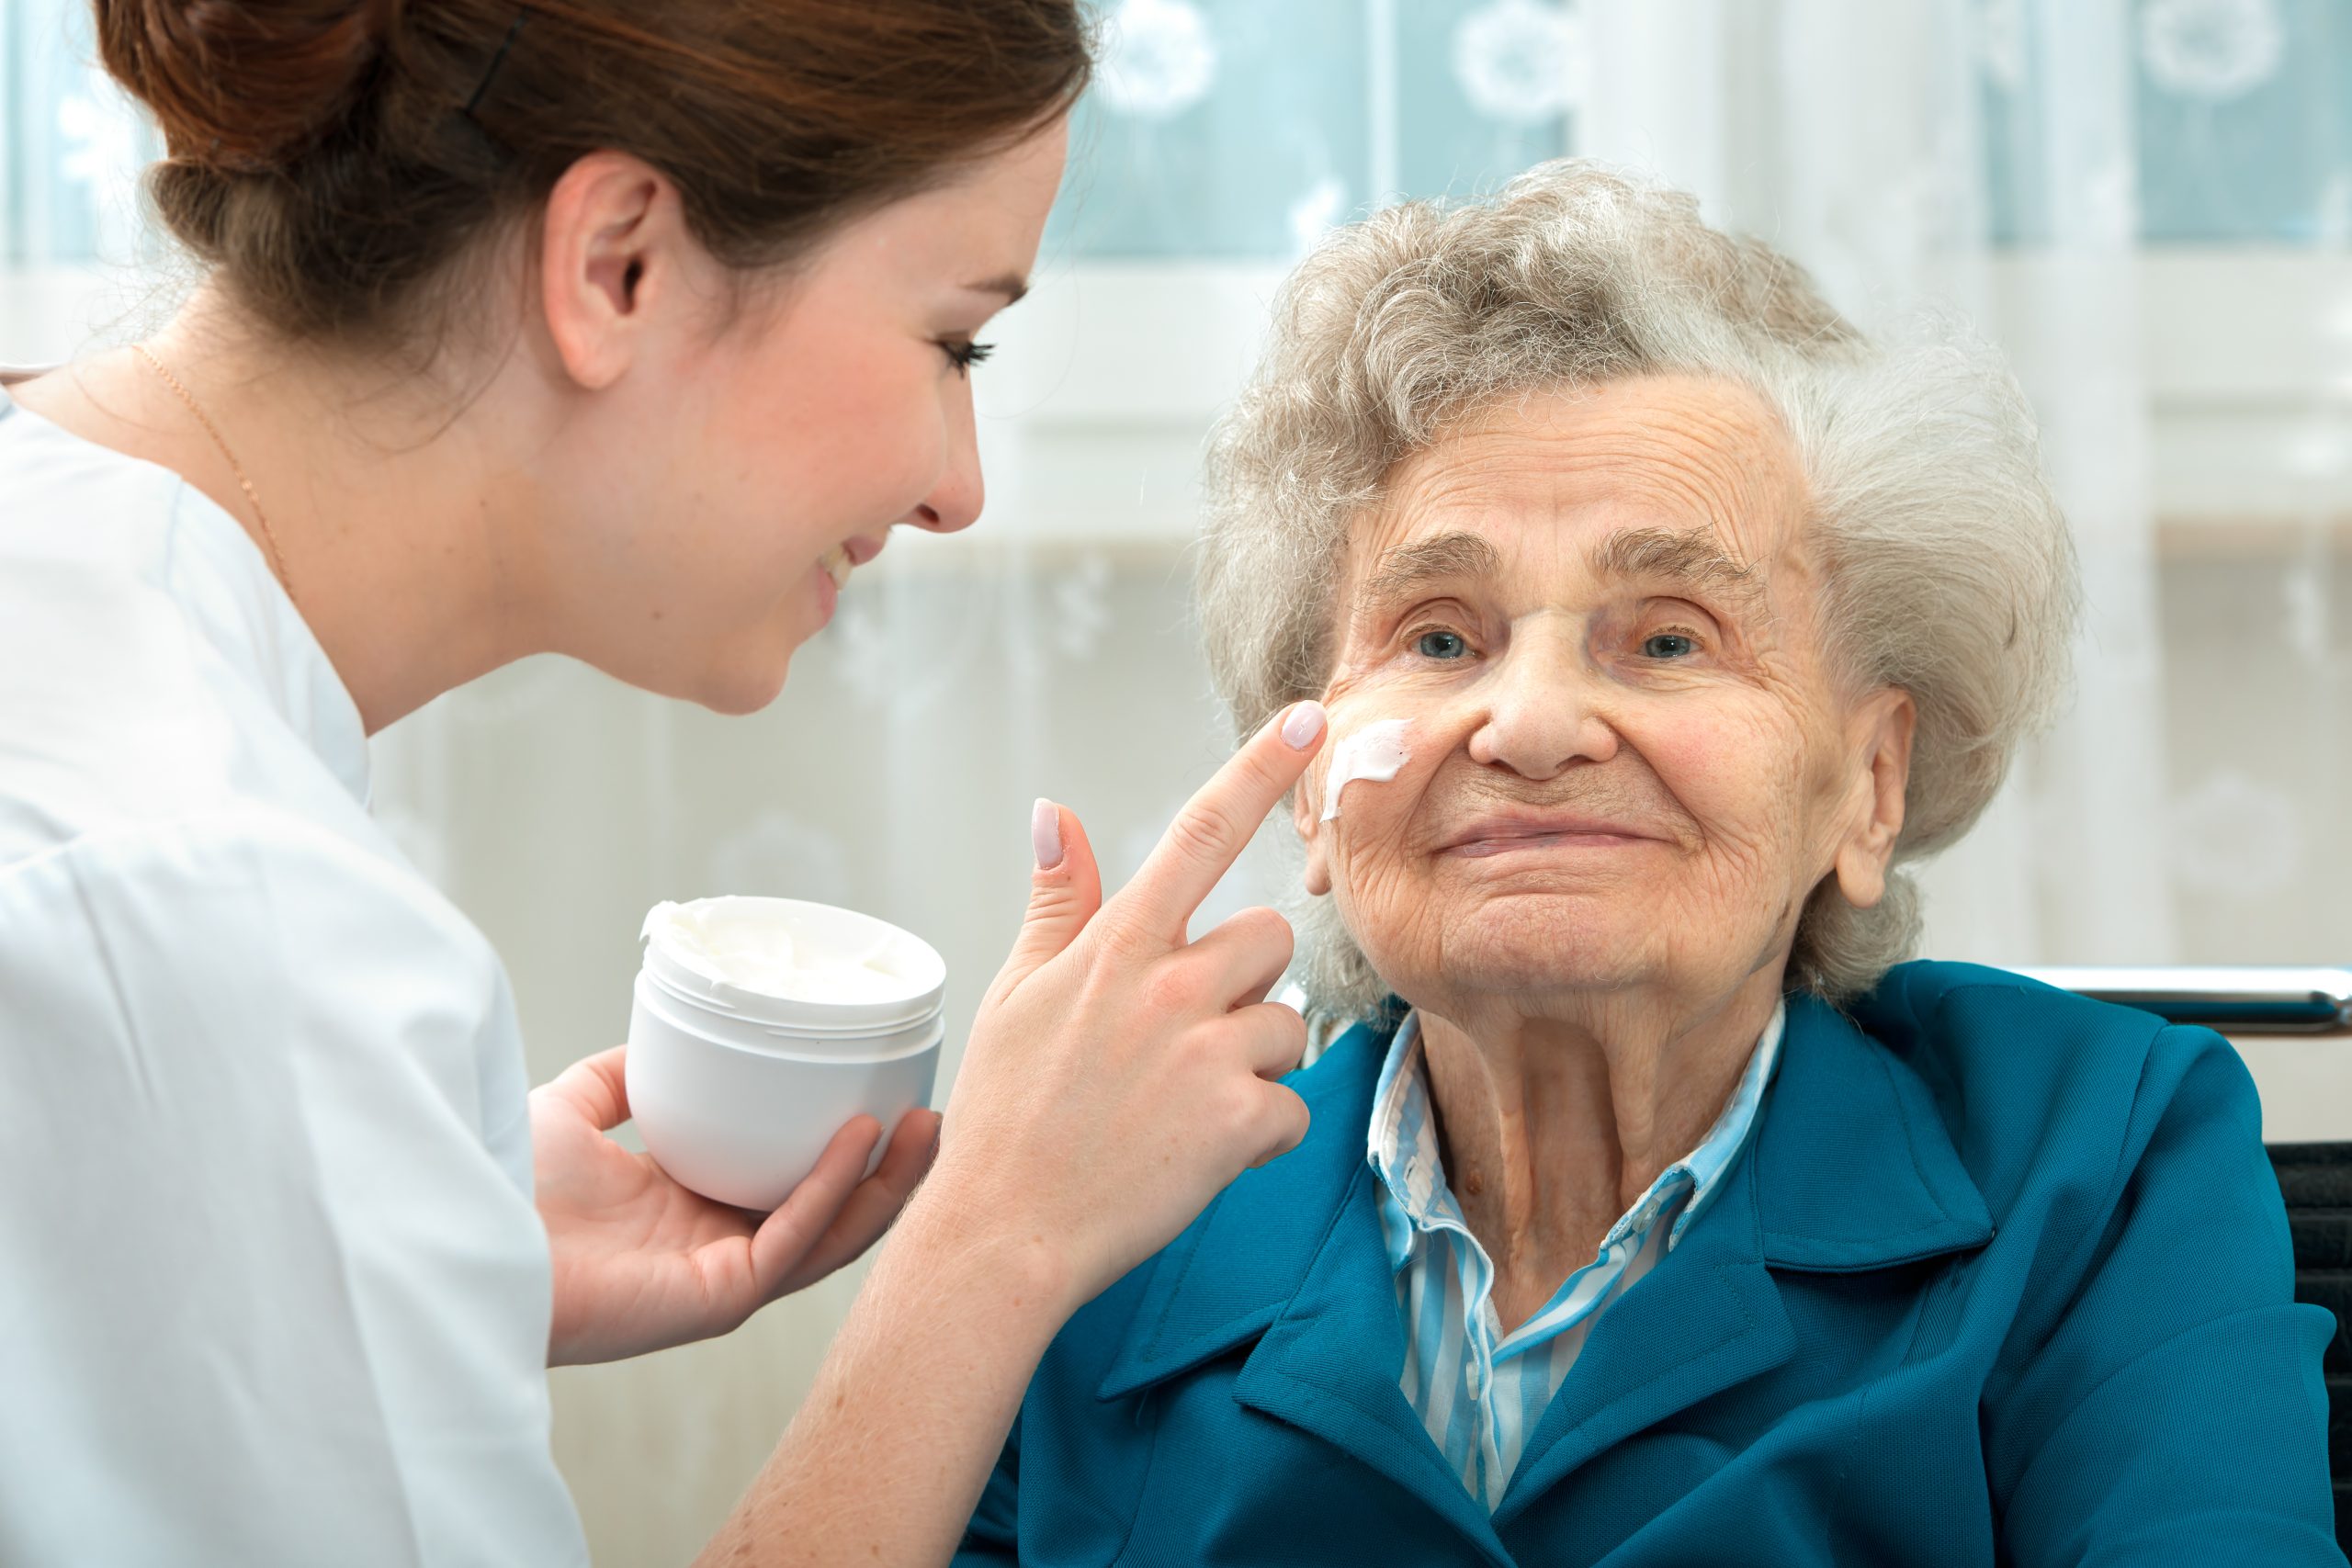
top-left (951, 164), bottom-right (2340, 1566)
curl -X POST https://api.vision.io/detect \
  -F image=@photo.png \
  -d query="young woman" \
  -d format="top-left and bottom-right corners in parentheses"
top-left (0, 3), bottom-right (1323, 1562)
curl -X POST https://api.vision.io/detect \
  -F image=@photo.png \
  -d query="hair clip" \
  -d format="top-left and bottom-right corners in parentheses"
top-left (462, 8), bottom-right (531, 119)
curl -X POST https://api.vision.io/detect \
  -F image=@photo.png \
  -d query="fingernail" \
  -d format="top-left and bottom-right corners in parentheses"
top-left (1031, 797), bottom-right (1065, 870)
top-left (1281, 701), bottom-right (1328, 750)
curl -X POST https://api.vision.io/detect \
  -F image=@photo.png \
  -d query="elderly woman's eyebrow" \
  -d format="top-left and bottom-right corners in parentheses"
top-left (1591, 525), bottom-right (1766, 614)
top-left (1355, 531), bottom-right (1507, 615)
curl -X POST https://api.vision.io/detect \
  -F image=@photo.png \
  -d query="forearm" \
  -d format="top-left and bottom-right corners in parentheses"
top-left (695, 1180), bottom-right (1070, 1568)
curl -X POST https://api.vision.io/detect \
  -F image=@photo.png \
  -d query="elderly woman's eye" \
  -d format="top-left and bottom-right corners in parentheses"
top-left (1414, 629), bottom-right (1470, 660)
top-left (1642, 631), bottom-right (1700, 660)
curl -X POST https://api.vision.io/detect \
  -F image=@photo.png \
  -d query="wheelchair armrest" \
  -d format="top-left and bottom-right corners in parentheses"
top-left (2011, 966), bottom-right (2352, 1035)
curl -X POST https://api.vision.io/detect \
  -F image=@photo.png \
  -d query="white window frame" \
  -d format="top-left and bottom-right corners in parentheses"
top-left (964, 250), bottom-right (2352, 549)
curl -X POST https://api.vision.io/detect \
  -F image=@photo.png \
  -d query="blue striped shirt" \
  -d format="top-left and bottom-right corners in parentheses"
top-left (1366, 1003), bottom-right (1784, 1509)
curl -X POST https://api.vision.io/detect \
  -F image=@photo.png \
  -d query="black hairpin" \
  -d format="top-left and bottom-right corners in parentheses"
top-left (462, 8), bottom-right (531, 119)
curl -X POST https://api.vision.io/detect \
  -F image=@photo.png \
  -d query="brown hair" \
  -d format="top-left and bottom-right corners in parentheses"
top-left (94, 0), bottom-right (1090, 345)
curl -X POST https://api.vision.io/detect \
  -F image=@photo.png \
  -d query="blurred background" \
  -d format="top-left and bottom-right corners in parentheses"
top-left (6, 0), bottom-right (2350, 1558)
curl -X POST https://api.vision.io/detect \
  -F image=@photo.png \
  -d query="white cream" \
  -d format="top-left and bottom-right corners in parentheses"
top-left (1320, 718), bottom-right (1414, 821)
top-left (642, 897), bottom-right (913, 1003)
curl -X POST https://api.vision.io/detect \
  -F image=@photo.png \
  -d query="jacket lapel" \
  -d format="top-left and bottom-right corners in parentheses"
top-left (1494, 990), bottom-right (1996, 1525)
top-left (1095, 1020), bottom-right (1517, 1565)
top-left (1094, 988), bottom-right (1999, 1545)
top-left (1227, 1159), bottom-right (1515, 1564)
top-left (1492, 1108), bottom-right (1794, 1525)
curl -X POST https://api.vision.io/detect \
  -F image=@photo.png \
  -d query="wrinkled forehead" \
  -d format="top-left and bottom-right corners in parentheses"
top-left (1340, 376), bottom-right (1815, 613)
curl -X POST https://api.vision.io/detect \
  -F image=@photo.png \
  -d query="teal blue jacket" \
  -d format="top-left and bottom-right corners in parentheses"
top-left (956, 962), bottom-right (2342, 1565)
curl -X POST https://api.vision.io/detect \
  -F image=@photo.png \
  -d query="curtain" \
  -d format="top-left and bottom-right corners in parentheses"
top-left (7, 1), bottom-right (2349, 1558)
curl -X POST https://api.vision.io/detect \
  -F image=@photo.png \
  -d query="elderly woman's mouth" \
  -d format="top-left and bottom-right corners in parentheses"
top-left (1436, 809), bottom-right (1667, 857)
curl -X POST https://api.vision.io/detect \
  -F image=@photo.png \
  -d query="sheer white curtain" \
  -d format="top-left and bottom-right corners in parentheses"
top-left (1581, 0), bottom-right (2182, 967)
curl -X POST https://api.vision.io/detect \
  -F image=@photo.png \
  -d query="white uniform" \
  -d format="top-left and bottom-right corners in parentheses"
top-left (0, 381), bottom-right (587, 1565)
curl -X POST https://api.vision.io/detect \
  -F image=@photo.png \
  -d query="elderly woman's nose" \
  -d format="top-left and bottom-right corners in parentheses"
top-left (1464, 639), bottom-right (1619, 779)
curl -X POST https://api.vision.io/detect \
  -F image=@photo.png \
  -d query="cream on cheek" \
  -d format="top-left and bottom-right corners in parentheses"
top-left (1317, 718), bottom-right (1446, 973)
top-left (1319, 717), bottom-right (1415, 821)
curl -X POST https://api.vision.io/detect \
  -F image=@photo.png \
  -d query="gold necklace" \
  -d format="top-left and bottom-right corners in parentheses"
top-left (130, 344), bottom-right (296, 601)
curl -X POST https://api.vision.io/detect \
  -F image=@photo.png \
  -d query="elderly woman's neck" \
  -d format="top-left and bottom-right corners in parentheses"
top-left (1413, 972), bottom-right (1782, 1330)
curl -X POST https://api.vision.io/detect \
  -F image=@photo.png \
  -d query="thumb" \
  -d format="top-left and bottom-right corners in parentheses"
top-left (998, 799), bottom-right (1103, 987)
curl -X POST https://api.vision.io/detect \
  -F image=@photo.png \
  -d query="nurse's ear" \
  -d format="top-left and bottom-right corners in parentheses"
top-left (1293, 765), bottom-right (1334, 897)
top-left (537, 152), bottom-right (707, 392)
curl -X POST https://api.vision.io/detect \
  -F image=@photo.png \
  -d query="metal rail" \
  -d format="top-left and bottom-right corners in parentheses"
top-left (2012, 966), bottom-right (2352, 1034)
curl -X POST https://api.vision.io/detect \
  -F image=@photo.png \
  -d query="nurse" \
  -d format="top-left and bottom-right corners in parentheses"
top-left (0, 2), bottom-right (1316, 1563)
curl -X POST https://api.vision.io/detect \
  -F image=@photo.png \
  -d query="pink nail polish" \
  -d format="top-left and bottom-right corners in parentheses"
top-left (1282, 701), bottom-right (1328, 750)
top-left (1031, 797), bottom-right (1065, 870)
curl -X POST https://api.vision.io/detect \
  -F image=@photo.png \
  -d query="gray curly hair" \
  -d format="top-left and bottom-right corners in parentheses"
top-left (1195, 160), bottom-right (2080, 1017)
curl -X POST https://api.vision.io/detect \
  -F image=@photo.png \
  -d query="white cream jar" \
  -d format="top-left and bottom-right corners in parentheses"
top-left (625, 896), bottom-right (944, 1210)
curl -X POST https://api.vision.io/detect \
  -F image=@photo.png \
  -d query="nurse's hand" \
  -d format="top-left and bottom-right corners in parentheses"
top-left (916, 699), bottom-right (1329, 1318)
top-left (531, 1050), bottom-right (942, 1366)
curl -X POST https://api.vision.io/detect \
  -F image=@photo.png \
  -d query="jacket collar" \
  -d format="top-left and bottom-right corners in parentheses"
top-left (1095, 987), bottom-right (1993, 1537)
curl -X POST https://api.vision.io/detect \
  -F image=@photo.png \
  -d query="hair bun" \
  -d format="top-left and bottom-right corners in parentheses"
top-left (95, 0), bottom-right (401, 171)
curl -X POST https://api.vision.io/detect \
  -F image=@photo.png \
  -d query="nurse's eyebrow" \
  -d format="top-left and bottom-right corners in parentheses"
top-left (1590, 525), bottom-right (1765, 615)
top-left (965, 274), bottom-right (1030, 305)
top-left (1355, 530), bottom-right (1505, 618)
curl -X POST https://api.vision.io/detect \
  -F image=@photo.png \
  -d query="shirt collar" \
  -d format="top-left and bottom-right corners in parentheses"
top-left (178, 484), bottom-right (373, 807)
top-left (1365, 1001), bottom-right (1787, 1269)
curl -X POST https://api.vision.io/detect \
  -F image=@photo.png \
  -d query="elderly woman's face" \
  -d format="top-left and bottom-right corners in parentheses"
top-left (1295, 375), bottom-right (1913, 1015)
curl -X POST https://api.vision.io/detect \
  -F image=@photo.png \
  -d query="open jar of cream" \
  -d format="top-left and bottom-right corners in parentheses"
top-left (625, 896), bottom-right (945, 1211)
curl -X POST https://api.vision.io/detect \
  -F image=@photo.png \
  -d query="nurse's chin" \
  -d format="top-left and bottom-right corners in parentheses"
top-left (655, 602), bottom-right (820, 715)
top-left (695, 650), bottom-right (796, 716)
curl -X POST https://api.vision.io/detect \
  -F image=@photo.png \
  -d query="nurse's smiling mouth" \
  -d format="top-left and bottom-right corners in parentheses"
top-left (812, 535), bottom-right (889, 625)
top-left (1434, 807), bottom-right (1669, 857)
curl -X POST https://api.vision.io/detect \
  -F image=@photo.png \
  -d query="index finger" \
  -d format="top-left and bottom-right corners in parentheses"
top-left (1110, 701), bottom-right (1327, 940)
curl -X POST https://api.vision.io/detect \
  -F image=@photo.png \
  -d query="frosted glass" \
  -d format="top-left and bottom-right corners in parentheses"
top-left (1, 0), bottom-right (159, 268)
top-left (1981, 0), bottom-right (2352, 244)
top-left (12, 0), bottom-right (2352, 262)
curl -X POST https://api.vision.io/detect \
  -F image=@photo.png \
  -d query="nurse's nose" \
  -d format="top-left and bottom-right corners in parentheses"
top-left (905, 377), bottom-right (985, 535)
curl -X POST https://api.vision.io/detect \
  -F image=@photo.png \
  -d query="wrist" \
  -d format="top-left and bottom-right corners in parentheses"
top-left (889, 1160), bottom-right (1084, 1331)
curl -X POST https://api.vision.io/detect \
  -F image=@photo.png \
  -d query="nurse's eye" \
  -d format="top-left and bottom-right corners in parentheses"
top-left (940, 340), bottom-right (996, 377)
top-left (1414, 628), bottom-right (1470, 660)
top-left (1641, 631), bottom-right (1701, 660)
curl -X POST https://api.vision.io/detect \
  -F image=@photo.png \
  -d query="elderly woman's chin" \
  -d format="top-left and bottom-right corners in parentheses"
top-left (1341, 879), bottom-right (1787, 1011)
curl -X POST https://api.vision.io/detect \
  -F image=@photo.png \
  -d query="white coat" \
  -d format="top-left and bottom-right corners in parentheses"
top-left (0, 380), bottom-right (587, 1564)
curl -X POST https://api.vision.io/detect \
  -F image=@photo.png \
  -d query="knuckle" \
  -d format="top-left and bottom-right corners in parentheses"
top-left (1214, 1075), bottom-right (1264, 1130)
top-left (1024, 879), bottom-right (1079, 919)
top-left (1085, 910), bottom-right (1159, 964)
top-left (1163, 798), bottom-right (1244, 867)
top-left (1141, 959), bottom-right (1209, 1019)
top-left (1231, 905), bottom-right (1295, 961)
top-left (1248, 1012), bottom-right (1307, 1079)
top-left (1271, 1087), bottom-right (1311, 1147)
top-left (1069, 950), bottom-right (1129, 1016)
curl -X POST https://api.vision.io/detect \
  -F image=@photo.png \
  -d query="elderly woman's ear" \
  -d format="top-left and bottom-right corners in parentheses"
top-left (1293, 751), bottom-right (1333, 897)
top-left (1827, 687), bottom-right (1917, 910)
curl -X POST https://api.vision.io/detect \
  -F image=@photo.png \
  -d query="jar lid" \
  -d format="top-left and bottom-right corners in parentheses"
top-left (639, 896), bottom-right (945, 1038)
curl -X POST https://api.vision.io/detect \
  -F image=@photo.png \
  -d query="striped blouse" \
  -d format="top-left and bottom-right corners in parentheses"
top-left (1365, 1002), bottom-right (1785, 1509)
